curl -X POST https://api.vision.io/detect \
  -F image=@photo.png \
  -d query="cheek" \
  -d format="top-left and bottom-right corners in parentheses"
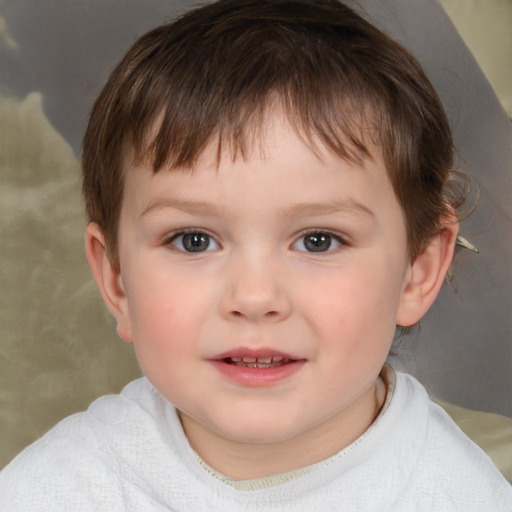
top-left (126, 276), bottom-right (211, 366)
top-left (129, 292), bottom-right (203, 404)
top-left (128, 264), bottom-right (211, 328)
top-left (302, 259), bottom-right (403, 345)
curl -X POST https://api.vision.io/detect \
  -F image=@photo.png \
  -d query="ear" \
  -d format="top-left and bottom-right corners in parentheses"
top-left (396, 215), bottom-right (459, 327)
top-left (85, 223), bottom-right (133, 342)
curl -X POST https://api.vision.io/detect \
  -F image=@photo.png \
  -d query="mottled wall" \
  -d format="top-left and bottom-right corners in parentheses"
top-left (1, 0), bottom-right (511, 472)
top-left (0, 93), bottom-right (142, 466)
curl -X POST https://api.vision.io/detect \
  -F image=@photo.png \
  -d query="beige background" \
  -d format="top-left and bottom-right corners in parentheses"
top-left (1, 0), bottom-right (511, 479)
top-left (0, 93), bottom-right (142, 465)
top-left (439, 0), bottom-right (511, 117)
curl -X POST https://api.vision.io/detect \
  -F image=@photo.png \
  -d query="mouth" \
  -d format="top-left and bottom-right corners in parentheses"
top-left (210, 349), bottom-right (305, 386)
top-left (222, 355), bottom-right (292, 369)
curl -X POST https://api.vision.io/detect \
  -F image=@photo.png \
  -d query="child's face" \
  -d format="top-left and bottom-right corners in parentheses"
top-left (114, 113), bottom-right (412, 451)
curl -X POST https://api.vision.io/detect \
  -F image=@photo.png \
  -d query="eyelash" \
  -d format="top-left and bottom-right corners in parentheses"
top-left (292, 230), bottom-right (348, 253)
top-left (165, 230), bottom-right (220, 253)
top-left (164, 229), bottom-right (348, 254)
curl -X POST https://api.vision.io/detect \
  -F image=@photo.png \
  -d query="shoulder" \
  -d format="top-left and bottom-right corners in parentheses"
top-left (391, 371), bottom-right (512, 510)
top-left (0, 378), bottom-right (183, 511)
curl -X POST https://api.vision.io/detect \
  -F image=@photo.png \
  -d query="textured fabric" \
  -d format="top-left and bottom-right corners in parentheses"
top-left (1, 371), bottom-right (511, 511)
top-left (193, 366), bottom-right (396, 491)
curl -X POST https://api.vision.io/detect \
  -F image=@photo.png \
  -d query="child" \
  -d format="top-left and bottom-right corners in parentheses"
top-left (1, 0), bottom-right (511, 509)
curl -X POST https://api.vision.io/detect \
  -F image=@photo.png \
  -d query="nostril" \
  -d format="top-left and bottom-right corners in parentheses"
top-left (221, 288), bottom-right (292, 321)
top-left (229, 309), bottom-right (280, 319)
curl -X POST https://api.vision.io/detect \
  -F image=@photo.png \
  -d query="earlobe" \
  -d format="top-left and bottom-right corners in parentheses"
top-left (397, 216), bottom-right (459, 327)
top-left (85, 223), bottom-right (133, 342)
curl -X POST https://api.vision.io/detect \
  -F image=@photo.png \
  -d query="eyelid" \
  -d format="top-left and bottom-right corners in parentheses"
top-left (291, 229), bottom-right (348, 252)
top-left (164, 228), bottom-right (221, 252)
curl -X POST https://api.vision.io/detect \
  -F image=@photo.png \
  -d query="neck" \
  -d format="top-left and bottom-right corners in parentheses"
top-left (180, 377), bottom-right (386, 480)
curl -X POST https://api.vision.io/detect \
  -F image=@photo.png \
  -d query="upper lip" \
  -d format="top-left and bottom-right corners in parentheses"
top-left (210, 347), bottom-right (302, 361)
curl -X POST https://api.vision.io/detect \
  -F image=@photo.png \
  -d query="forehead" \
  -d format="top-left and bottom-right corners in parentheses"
top-left (129, 107), bottom-right (379, 177)
top-left (129, 95), bottom-right (380, 177)
top-left (122, 111), bottom-right (401, 225)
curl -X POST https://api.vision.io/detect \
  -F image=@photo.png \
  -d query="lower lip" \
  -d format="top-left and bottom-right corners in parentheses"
top-left (210, 360), bottom-right (305, 386)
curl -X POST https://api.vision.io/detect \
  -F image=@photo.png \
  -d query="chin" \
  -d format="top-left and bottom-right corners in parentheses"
top-left (213, 416), bottom-right (304, 445)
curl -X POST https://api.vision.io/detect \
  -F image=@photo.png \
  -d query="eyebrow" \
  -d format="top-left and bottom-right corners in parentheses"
top-left (141, 197), bottom-right (225, 217)
top-left (142, 196), bottom-right (374, 220)
top-left (280, 200), bottom-right (375, 220)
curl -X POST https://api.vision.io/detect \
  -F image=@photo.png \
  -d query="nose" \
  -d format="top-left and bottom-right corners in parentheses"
top-left (219, 253), bottom-right (292, 322)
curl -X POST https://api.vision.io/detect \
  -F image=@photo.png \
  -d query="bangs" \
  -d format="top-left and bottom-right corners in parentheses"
top-left (136, 91), bottom-right (377, 173)
top-left (124, 18), bottom-right (383, 172)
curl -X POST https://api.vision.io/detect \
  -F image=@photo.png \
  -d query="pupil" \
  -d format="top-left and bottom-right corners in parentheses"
top-left (305, 233), bottom-right (331, 252)
top-left (183, 233), bottom-right (209, 252)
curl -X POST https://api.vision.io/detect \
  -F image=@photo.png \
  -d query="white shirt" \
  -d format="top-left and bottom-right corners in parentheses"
top-left (1, 369), bottom-right (511, 511)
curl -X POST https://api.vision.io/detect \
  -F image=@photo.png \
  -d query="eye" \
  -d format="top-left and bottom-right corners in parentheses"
top-left (169, 231), bottom-right (220, 253)
top-left (292, 231), bottom-right (344, 253)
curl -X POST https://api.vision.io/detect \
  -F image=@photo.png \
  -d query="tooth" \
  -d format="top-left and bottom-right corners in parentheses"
top-left (242, 356), bottom-right (256, 363)
top-left (257, 357), bottom-right (272, 364)
top-left (272, 356), bottom-right (284, 362)
top-left (230, 357), bottom-right (242, 362)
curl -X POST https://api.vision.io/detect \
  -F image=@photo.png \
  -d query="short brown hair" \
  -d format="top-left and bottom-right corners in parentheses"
top-left (82, 0), bottom-right (457, 268)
